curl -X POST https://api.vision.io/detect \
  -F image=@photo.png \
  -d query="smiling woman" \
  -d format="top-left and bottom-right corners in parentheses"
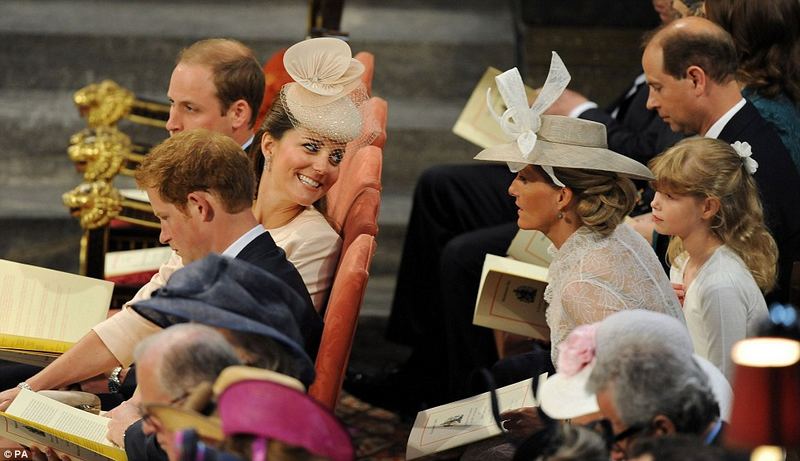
top-left (251, 37), bottom-right (374, 311)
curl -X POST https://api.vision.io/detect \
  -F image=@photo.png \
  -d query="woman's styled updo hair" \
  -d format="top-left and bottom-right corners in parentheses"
top-left (544, 166), bottom-right (638, 237)
top-left (649, 137), bottom-right (777, 292)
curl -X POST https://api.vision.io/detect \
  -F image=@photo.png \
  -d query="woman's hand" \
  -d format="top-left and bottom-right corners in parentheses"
top-left (106, 400), bottom-right (141, 447)
top-left (29, 445), bottom-right (71, 461)
top-left (499, 407), bottom-right (545, 441)
top-left (77, 374), bottom-right (110, 395)
top-left (672, 282), bottom-right (686, 306)
top-left (0, 387), bottom-right (21, 411)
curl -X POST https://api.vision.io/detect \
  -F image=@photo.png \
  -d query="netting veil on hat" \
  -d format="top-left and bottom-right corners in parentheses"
top-left (280, 37), bottom-right (374, 148)
top-left (474, 52), bottom-right (655, 182)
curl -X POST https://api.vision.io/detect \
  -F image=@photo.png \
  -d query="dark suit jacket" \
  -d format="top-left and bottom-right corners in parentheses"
top-left (718, 101), bottom-right (800, 303)
top-left (124, 420), bottom-right (165, 461)
top-left (236, 230), bottom-right (323, 357)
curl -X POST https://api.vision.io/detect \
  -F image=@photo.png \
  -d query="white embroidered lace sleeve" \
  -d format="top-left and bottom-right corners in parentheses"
top-left (545, 224), bottom-right (684, 366)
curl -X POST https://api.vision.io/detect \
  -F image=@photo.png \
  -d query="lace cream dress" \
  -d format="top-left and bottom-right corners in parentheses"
top-left (545, 224), bottom-right (684, 365)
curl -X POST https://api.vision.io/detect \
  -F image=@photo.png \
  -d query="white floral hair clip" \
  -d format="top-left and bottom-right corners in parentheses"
top-left (731, 141), bottom-right (758, 175)
top-left (486, 52), bottom-right (571, 186)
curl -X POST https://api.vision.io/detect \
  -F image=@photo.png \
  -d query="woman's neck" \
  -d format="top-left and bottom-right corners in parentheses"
top-left (253, 181), bottom-right (305, 229)
top-left (680, 227), bottom-right (723, 290)
top-left (546, 213), bottom-right (583, 249)
top-left (682, 226), bottom-right (723, 268)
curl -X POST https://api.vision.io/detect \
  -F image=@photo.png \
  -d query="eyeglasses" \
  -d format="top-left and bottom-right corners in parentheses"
top-left (139, 392), bottom-right (189, 427)
top-left (584, 418), bottom-right (647, 458)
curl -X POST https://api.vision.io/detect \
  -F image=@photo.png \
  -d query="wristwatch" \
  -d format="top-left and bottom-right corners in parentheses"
top-left (108, 367), bottom-right (123, 394)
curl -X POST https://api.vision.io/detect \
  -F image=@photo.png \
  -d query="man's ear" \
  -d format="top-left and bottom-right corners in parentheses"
top-left (650, 415), bottom-right (677, 436)
top-left (228, 99), bottom-right (252, 131)
top-left (685, 65), bottom-right (707, 95)
top-left (186, 191), bottom-right (215, 222)
top-left (701, 196), bottom-right (721, 221)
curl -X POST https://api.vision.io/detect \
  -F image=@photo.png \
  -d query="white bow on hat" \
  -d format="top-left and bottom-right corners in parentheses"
top-left (486, 52), bottom-right (571, 186)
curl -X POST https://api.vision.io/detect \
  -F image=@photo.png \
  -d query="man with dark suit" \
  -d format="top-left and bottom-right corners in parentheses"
top-left (0, 130), bottom-right (320, 417)
top-left (642, 16), bottom-right (800, 303)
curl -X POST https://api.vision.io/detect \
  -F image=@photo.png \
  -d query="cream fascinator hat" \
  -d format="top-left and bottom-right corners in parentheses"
top-left (473, 52), bottom-right (654, 185)
top-left (280, 37), bottom-right (374, 146)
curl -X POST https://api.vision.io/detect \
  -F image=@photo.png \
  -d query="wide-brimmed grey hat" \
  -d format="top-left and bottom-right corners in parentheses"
top-left (132, 254), bottom-right (316, 386)
top-left (472, 56), bottom-right (654, 183)
top-left (474, 115), bottom-right (654, 181)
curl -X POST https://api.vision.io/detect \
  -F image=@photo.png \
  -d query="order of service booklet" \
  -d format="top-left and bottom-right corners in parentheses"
top-left (0, 389), bottom-right (126, 461)
top-left (0, 259), bottom-right (114, 365)
top-left (473, 230), bottom-right (552, 341)
top-left (406, 373), bottom-right (548, 459)
top-left (452, 67), bottom-right (539, 149)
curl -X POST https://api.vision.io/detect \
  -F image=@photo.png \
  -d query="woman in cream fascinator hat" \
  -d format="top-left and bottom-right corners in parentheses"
top-left (475, 53), bottom-right (684, 368)
top-left (252, 37), bottom-right (377, 311)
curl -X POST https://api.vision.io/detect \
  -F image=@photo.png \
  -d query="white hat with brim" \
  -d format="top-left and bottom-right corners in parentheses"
top-left (538, 354), bottom-right (733, 421)
top-left (474, 115), bottom-right (655, 181)
top-left (539, 361), bottom-right (599, 420)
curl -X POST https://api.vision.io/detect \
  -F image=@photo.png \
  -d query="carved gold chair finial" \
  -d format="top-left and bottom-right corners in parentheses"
top-left (62, 180), bottom-right (123, 230)
top-left (73, 80), bottom-right (135, 127)
top-left (67, 127), bottom-right (131, 181)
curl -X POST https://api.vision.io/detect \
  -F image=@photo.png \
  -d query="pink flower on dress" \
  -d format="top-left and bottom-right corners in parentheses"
top-left (557, 324), bottom-right (598, 376)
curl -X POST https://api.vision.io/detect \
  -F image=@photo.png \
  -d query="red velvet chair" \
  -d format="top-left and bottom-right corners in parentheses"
top-left (327, 145), bottom-right (382, 234)
top-left (337, 187), bottom-right (380, 265)
top-left (309, 233), bottom-right (377, 409)
top-left (354, 51), bottom-right (374, 96)
top-left (364, 96), bottom-right (388, 150)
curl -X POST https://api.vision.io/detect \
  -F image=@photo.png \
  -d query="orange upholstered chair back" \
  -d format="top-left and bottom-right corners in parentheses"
top-left (308, 233), bottom-right (376, 409)
top-left (327, 145), bottom-right (382, 232)
top-left (364, 97), bottom-right (388, 150)
top-left (337, 187), bottom-right (380, 265)
top-left (354, 51), bottom-right (374, 95)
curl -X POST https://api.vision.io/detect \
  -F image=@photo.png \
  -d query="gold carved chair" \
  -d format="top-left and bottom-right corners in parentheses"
top-left (63, 80), bottom-right (169, 307)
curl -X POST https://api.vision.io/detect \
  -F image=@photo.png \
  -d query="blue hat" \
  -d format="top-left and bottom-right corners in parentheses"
top-left (132, 254), bottom-right (316, 386)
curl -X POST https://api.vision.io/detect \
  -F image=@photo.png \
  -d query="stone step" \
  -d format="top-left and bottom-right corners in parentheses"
top-left (0, 32), bottom-right (514, 101)
top-left (0, 1), bottom-right (510, 44)
top-left (0, 217), bottom-right (82, 272)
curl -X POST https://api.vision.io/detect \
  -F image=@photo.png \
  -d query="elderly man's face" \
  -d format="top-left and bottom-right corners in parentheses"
top-left (642, 43), bottom-right (701, 135)
top-left (596, 387), bottom-right (647, 461)
top-left (138, 356), bottom-right (185, 461)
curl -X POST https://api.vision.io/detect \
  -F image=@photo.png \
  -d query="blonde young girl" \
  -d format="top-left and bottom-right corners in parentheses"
top-left (649, 137), bottom-right (777, 379)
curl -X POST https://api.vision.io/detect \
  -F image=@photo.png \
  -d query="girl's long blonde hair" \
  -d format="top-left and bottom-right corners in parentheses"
top-left (649, 137), bottom-right (778, 292)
